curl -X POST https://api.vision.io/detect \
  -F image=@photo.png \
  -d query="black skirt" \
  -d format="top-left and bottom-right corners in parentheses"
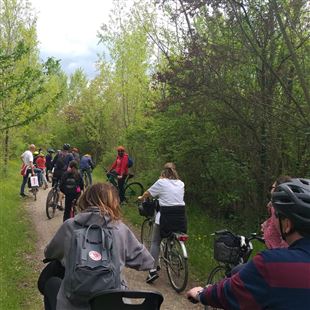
top-left (159, 205), bottom-right (187, 238)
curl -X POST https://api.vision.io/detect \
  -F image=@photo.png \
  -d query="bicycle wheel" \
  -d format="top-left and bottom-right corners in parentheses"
top-left (124, 182), bottom-right (144, 206)
top-left (46, 189), bottom-right (58, 219)
top-left (32, 188), bottom-right (38, 201)
top-left (166, 237), bottom-right (188, 293)
top-left (83, 171), bottom-right (89, 189)
top-left (205, 265), bottom-right (226, 310)
top-left (141, 218), bottom-right (154, 251)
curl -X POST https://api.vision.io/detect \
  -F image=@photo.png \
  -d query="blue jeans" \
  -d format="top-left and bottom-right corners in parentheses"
top-left (20, 168), bottom-right (43, 195)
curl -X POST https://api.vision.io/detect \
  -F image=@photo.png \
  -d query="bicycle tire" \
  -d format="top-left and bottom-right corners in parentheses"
top-left (141, 218), bottom-right (154, 251)
top-left (33, 188), bottom-right (37, 201)
top-left (124, 182), bottom-right (144, 206)
top-left (83, 171), bottom-right (89, 189)
top-left (46, 189), bottom-right (58, 219)
top-left (166, 237), bottom-right (188, 293)
top-left (205, 265), bottom-right (226, 310)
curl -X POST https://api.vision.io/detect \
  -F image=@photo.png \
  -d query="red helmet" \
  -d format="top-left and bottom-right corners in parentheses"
top-left (117, 146), bottom-right (125, 151)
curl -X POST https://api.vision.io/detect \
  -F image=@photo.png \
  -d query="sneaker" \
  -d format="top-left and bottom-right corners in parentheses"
top-left (20, 193), bottom-right (28, 198)
top-left (43, 184), bottom-right (48, 190)
top-left (146, 270), bottom-right (159, 284)
top-left (57, 205), bottom-right (64, 211)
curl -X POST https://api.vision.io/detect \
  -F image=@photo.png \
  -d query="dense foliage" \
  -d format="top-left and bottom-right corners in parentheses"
top-left (1, 0), bottom-right (309, 228)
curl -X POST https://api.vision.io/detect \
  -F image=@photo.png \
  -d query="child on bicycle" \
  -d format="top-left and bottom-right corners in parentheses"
top-left (138, 162), bottom-right (187, 283)
top-left (41, 182), bottom-right (154, 310)
top-left (59, 160), bottom-right (84, 222)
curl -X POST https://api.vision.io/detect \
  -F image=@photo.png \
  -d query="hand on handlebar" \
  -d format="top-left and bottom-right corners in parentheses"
top-left (186, 287), bottom-right (203, 304)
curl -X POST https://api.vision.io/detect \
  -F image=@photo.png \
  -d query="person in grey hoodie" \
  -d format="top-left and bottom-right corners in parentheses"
top-left (42, 182), bottom-right (154, 310)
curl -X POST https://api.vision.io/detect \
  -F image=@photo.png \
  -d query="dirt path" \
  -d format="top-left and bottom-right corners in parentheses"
top-left (25, 189), bottom-right (203, 310)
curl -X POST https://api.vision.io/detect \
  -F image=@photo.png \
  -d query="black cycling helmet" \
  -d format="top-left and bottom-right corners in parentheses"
top-left (47, 148), bottom-right (55, 153)
top-left (63, 143), bottom-right (70, 150)
top-left (271, 178), bottom-right (310, 229)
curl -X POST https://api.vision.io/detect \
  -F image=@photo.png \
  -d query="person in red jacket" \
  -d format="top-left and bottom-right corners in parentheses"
top-left (36, 152), bottom-right (48, 189)
top-left (108, 146), bottom-right (129, 203)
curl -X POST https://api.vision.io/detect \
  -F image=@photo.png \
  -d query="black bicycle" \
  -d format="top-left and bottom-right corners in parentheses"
top-left (46, 180), bottom-right (63, 219)
top-left (105, 168), bottom-right (144, 206)
top-left (205, 229), bottom-right (265, 310)
top-left (138, 200), bottom-right (189, 293)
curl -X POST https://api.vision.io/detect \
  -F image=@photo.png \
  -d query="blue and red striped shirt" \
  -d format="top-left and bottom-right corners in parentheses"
top-left (201, 237), bottom-right (310, 309)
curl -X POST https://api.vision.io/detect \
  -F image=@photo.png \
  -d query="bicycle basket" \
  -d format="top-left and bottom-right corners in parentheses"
top-left (213, 231), bottom-right (241, 264)
top-left (138, 198), bottom-right (158, 218)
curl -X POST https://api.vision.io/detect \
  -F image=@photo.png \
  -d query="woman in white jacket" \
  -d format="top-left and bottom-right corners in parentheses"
top-left (42, 182), bottom-right (154, 310)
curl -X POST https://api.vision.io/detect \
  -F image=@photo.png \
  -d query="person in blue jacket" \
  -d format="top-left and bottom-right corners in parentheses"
top-left (79, 154), bottom-right (95, 186)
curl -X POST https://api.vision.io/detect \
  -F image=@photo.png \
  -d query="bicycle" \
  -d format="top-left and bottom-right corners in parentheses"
top-left (205, 229), bottom-right (265, 310)
top-left (70, 198), bottom-right (78, 218)
top-left (105, 168), bottom-right (144, 205)
top-left (81, 166), bottom-right (94, 189)
top-left (138, 198), bottom-right (157, 251)
top-left (82, 169), bottom-right (90, 189)
top-left (46, 179), bottom-right (63, 219)
top-left (138, 201), bottom-right (189, 293)
top-left (27, 171), bottom-right (40, 201)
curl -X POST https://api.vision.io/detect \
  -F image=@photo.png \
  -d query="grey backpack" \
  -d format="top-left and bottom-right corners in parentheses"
top-left (64, 222), bottom-right (121, 304)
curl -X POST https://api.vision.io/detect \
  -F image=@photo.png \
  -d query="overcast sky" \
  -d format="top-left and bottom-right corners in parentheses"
top-left (29, 0), bottom-right (115, 79)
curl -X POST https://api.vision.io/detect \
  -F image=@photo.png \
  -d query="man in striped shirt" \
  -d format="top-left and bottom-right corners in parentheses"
top-left (187, 178), bottom-right (310, 309)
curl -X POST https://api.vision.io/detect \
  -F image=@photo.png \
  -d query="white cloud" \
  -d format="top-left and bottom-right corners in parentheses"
top-left (30, 0), bottom-right (115, 77)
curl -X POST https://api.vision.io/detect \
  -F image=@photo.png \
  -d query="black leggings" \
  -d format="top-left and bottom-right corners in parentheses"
top-left (44, 277), bottom-right (62, 310)
top-left (38, 260), bottom-right (65, 310)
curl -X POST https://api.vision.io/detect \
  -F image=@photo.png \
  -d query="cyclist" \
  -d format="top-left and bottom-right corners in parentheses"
top-left (33, 150), bottom-right (39, 165)
top-left (20, 144), bottom-right (43, 197)
top-left (36, 152), bottom-right (49, 190)
top-left (261, 175), bottom-right (291, 249)
top-left (138, 162), bottom-right (186, 284)
top-left (41, 183), bottom-right (154, 310)
top-left (51, 144), bottom-right (74, 187)
top-left (59, 160), bottom-right (84, 222)
top-left (108, 146), bottom-right (129, 203)
top-left (80, 153), bottom-right (95, 185)
top-left (71, 147), bottom-right (80, 165)
top-left (45, 148), bottom-right (55, 182)
top-left (187, 178), bottom-right (310, 309)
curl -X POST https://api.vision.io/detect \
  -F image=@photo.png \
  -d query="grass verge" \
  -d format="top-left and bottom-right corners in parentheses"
top-left (0, 161), bottom-right (42, 309)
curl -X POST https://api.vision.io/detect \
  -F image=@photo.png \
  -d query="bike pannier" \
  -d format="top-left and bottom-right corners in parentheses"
top-left (213, 231), bottom-right (241, 264)
top-left (138, 198), bottom-right (158, 218)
